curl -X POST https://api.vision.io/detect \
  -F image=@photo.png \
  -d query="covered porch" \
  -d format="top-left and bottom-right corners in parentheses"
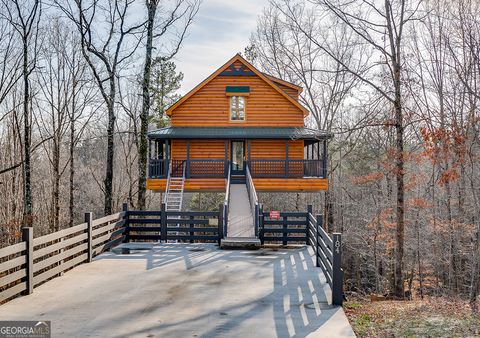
top-left (147, 127), bottom-right (331, 181)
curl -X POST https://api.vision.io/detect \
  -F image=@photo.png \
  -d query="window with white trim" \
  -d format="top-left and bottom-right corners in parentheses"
top-left (230, 96), bottom-right (245, 121)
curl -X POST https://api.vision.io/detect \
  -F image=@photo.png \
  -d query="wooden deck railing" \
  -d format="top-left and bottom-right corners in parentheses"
top-left (148, 159), bottom-right (168, 178)
top-left (307, 212), bottom-right (343, 306)
top-left (0, 203), bottom-right (342, 306)
top-left (148, 159), bottom-right (326, 179)
top-left (126, 203), bottom-right (224, 245)
top-left (259, 205), bottom-right (344, 306)
top-left (0, 207), bottom-right (127, 304)
top-left (248, 159), bottom-right (325, 178)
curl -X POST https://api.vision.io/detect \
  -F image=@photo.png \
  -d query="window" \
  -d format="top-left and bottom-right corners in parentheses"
top-left (230, 96), bottom-right (245, 121)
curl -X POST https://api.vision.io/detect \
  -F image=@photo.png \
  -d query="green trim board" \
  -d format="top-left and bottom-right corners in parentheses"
top-left (225, 86), bottom-right (250, 93)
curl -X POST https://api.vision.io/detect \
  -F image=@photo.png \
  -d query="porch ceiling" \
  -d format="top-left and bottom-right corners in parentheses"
top-left (148, 127), bottom-right (333, 140)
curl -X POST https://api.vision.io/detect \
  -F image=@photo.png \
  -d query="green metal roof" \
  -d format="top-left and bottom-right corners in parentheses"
top-left (148, 127), bottom-right (333, 140)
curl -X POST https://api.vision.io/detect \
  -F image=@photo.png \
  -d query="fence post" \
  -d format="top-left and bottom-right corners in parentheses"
top-left (332, 232), bottom-right (343, 306)
top-left (218, 204), bottom-right (224, 244)
top-left (282, 215), bottom-right (288, 246)
top-left (306, 205), bottom-right (313, 245)
top-left (254, 203), bottom-right (259, 237)
top-left (224, 204), bottom-right (228, 237)
top-left (259, 204), bottom-right (264, 245)
top-left (85, 212), bottom-right (93, 262)
top-left (316, 215), bottom-right (322, 268)
top-left (21, 226), bottom-right (33, 295)
top-left (122, 203), bottom-right (129, 243)
top-left (161, 203), bottom-right (167, 242)
top-left (189, 215), bottom-right (194, 244)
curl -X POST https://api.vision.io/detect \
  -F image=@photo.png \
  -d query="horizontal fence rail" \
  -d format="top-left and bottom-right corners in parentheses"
top-left (0, 205), bottom-right (128, 304)
top-left (307, 212), bottom-right (343, 306)
top-left (126, 203), bottom-right (224, 245)
top-left (259, 211), bottom-right (309, 245)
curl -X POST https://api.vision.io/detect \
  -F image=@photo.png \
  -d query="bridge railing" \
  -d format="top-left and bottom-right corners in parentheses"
top-left (0, 206), bottom-right (128, 304)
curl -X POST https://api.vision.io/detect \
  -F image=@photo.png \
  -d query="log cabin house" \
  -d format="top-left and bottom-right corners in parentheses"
top-left (147, 54), bottom-right (331, 241)
top-left (147, 54), bottom-right (331, 195)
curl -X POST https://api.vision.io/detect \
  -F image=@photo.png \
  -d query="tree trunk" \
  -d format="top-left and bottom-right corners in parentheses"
top-left (22, 35), bottom-right (33, 227)
top-left (394, 79), bottom-right (405, 299)
top-left (104, 92), bottom-right (115, 215)
top-left (138, 1), bottom-right (157, 210)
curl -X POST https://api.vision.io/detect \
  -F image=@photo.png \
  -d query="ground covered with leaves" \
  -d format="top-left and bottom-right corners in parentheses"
top-left (344, 297), bottom-right (480, 337)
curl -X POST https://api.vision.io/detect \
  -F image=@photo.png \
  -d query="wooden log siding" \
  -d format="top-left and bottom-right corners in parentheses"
top-left (0, 209), bottom-right (127, 304)
top-left (171, 75), bottom-right (305, 127)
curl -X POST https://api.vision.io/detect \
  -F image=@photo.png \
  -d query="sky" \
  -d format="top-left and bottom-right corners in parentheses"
top-left (173, 0), bottom-right (268, 94)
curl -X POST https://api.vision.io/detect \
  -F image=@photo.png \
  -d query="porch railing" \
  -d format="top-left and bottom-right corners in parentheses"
top-left (248, 159), bottom-right (325, 178)
top-left (188, 159), bottom-right (227, 178)
top-left (148, 159), bottom-right (168, 178)
top-left (148, 159), bottom-right (326, 179)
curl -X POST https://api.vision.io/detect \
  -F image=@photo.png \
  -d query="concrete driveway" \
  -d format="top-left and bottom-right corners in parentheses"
top-left (0, 243), bottom-right (355, 338)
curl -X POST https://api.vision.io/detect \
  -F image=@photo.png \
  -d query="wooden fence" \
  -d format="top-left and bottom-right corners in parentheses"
top-left (126, 203), bottom-right (224, 244)
top-left (306, 211), bottom-right (343, 306)
top-left (0, 207), bottom-right (127, 303)
top-left (0, 202), bottom-right (342, 306)
top-left (259, 205), bottom-right (344, 306)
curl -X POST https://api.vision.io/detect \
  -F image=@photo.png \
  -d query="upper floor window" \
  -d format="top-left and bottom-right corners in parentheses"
top-left (230, 96), bottom-right (245, 121)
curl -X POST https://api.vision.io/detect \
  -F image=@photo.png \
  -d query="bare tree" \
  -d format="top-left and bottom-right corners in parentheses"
top-left (2, 0), bottom-right (42, 226)
top-left (57, 0), bottom-right (144, 215)
top-left (137, 0), bottom-right (199, 210)
top-left (274, 0), bottom-right (420, 298)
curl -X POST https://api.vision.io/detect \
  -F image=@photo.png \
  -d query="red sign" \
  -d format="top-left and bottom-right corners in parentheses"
top-left (269, 210), bottom-right (281, 220)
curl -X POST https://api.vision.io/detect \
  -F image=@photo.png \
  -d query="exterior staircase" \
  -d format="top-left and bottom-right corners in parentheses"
top-left (221, 183), bottom-right (260, 249)
top-left (164, 163), bottom-right (185, 212)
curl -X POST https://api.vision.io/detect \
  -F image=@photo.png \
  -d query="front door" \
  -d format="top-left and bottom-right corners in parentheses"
top-left (231, 140), bottom-right (245, 175)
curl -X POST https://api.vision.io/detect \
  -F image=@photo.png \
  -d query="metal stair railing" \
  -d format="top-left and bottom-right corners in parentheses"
top-left (223, 165), bottom-right (231, 237)
top-left (246, 165), bottom-right (260, 237)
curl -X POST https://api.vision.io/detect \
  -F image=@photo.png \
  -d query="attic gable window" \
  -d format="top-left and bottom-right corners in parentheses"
top-left (226, 86), bottom-right (249, 121)
top-left (230, 96), bottom-right (245, 121)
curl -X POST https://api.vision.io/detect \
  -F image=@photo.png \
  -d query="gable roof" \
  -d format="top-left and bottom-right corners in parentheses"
top-left (165, 54), bottom-right (309, 117)
top-left (264, 73), bottom-right (303, 93)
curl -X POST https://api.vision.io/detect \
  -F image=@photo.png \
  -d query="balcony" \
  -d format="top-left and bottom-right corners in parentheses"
top-left (148, 159), bottom-right (326, 179)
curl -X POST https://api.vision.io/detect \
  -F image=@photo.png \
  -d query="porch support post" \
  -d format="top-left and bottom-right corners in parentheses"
top-left (306, 142), bottom-right (310, 160)
top-left (186, 140), bottom-right (191, 178)
top-left (224, 140), bottom-right (228, 177)
top-left (285, 140), bottom-right (289, 178)
top-left (166, 140), bottom-right (170, 176)
top-left (247, 139), bottom-right (251, 168)
top-left (322, 139), bottom-right (327, 178)
top-left (148, 139), bottom-right (152, 178)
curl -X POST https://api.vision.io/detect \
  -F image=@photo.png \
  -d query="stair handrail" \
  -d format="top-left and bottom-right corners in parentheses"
top-left (246, 165), bottom-right (259, 236)
top-left (178, 161), bottom-right (186, 211)
top-left (163, 160), bottom-right (172, 204)
top-left (223, 165), bottom-right (231, 237)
